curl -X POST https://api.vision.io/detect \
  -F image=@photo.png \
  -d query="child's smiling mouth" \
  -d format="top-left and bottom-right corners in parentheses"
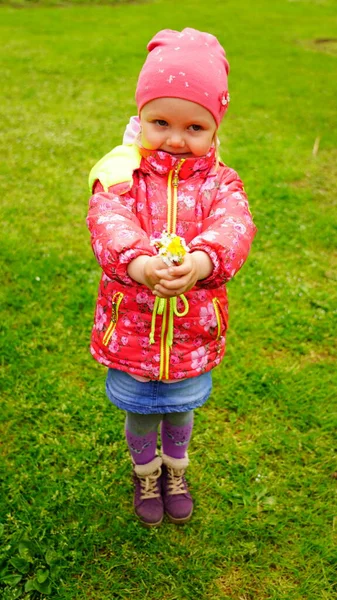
top-left (163, 150), bottom-right (193, 157)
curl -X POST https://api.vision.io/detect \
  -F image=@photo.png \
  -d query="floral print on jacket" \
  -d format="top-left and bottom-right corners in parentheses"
top-left (87, 146), bottom-right (256, 380)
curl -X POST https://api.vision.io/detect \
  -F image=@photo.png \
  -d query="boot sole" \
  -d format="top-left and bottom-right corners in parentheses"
top-left (166, 509), bottom-right (193, 525)
top-left (135, 511), bottom-right (164, 528)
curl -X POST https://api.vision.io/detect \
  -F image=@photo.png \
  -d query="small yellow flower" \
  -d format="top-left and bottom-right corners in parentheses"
top-left (167, 237), bottom-right (186, 257)
top-left (151, 232), bottom-right (189, 266)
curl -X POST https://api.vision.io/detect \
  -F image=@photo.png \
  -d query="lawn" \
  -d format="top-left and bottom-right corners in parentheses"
top-left (1, 0), bottom-right (336, 598)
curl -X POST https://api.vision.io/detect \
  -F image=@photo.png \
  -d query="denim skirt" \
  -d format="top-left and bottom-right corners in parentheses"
top-left (106, 368), bottom-right (212, 414)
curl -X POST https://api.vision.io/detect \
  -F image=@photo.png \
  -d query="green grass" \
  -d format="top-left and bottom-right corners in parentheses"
top-left (1, 0), bottom-right (337, 598)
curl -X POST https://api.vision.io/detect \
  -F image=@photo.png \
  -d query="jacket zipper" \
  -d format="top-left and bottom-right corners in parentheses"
top-left (160, 159), bottom-right (185, 380)
top-left (167, 158), bottom-right (185, 235)
top-left (212, 297), bottom-right (227, 340)
top-left (102, 291), bottom-right (124, 346)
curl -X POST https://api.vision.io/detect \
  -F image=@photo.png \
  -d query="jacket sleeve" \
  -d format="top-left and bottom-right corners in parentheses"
top-left (86, 186), bottom-right (155, 285)
top-left (189, 167), bottom-right (257, 288)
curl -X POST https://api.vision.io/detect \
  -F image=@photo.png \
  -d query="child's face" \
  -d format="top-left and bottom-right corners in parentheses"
top-left (140, 97), bottom-right (217, 158)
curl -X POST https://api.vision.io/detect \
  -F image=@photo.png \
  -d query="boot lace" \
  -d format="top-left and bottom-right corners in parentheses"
top-left (167, 467), bottom-right (186, 495)
top-left (139, 467), bottom-right (161, 500)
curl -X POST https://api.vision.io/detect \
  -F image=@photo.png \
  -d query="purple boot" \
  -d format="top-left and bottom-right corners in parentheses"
top-left (162, 454), bottom-right (193, 524)
top-left (133, 456), bottom-right (163, 527)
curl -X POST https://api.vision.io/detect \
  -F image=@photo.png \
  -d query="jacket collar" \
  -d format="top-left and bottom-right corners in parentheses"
top-left (138, 146), bottom-right (216, 180)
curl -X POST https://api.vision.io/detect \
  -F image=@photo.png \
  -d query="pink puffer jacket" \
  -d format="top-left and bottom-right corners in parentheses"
top-left (87, 146), bottom-right (256, 380)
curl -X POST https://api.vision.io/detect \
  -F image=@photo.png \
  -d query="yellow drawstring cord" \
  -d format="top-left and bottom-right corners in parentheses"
top-left (149, 294), bottom-right (189, 346)
top-left (166, 295), bottom-right (189, 347)
top-left (149, 297), bottom-right (165, 344)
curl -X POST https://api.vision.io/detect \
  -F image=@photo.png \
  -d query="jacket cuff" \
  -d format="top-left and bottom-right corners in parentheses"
top-left (115, 248), bottom-right (155, 285)
top-left (190, 245), bottom-right (222, 288)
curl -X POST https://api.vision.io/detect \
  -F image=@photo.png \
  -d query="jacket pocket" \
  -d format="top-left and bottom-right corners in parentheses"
top-left (212, 297), bottom-right (228, 340)
top-left (102, 292), bottom-right (124, 346)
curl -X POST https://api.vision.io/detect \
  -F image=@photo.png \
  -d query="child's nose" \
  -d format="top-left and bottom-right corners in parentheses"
top-left (167, 132), bottom-right (185, 148)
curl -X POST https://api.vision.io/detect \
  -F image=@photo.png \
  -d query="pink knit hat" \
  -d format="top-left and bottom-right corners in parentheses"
top-left (135, 28), bottom-right (230, 127)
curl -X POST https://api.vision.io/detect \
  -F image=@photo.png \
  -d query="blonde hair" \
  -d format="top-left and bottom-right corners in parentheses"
top-left (213, 133), bottom-right (220, 172)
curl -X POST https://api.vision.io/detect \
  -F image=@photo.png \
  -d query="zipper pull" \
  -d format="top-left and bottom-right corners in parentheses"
top-left (172, 173), bottom-right (179, 187)
top-left (172, 159), bottom-right (185, 187)
top-left (111, 303), bottom-right (117, 323)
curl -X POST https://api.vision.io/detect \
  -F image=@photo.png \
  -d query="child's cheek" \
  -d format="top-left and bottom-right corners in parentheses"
top-left (141, 131), bottom-right (156, 150)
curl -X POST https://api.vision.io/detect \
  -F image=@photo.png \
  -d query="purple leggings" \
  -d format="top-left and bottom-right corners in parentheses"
top-left (125, 411), bottom-right (194, 465)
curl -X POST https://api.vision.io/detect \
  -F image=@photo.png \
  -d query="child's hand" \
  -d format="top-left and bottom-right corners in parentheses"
top-left (127, 251), bottom-right (212, 298)
top-left (153, 251), bottom-right (213, 298)
top-left (127, 255), bottom-right (170, 290)
top-left (143, 255), bottom-right (171, 289)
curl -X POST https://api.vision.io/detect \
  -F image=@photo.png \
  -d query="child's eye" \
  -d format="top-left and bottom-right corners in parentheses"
top-left (154, 119), bottom-right (168, 127)
top-left (189, 124), bottom-right (202, 131)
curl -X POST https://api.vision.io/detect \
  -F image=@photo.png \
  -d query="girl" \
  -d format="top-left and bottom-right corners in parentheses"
top-left (87, 28), bottom-right (257, 527)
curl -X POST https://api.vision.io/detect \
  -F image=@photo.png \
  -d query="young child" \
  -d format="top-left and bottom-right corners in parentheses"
top-left (87, 28), bottom-right (257, 527)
